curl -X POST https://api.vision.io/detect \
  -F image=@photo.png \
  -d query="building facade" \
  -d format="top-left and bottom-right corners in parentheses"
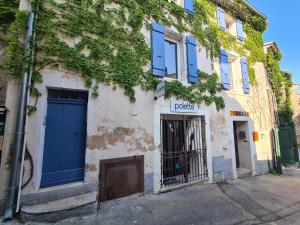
top-left (291, 84), bottom-right (300, 144)
top-left (0, 0), bottom-right (277, 221)
top-left (0, 43), bottom-right (7, 186)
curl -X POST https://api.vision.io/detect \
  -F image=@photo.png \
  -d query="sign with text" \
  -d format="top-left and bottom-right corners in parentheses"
top-left (230, 111), bottom-right (249, 117)
top-left (170, 100), bottom-right (197, 113)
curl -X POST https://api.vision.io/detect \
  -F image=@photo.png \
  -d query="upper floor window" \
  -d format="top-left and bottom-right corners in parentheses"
top-left (217, 7), bottom-right (245, 41)
top-left (151, 23), bottom-right (198, 84)
top-left (165, 40), bottom-right (178, 79)
top-left (236, 20), bottom-right (245, 41)
top-left (169, 0), bottom-right (194, 13)
top-left (220, 49), bottom-right (231, 90)
top-left (219, 50), bottom-right (250, 94)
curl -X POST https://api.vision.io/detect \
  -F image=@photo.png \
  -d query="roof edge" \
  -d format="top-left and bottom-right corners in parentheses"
top-left (240, 0), bottom-right (267, 19)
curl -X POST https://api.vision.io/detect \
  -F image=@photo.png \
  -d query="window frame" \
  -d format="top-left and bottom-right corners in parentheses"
top-left (164, 39), bottom-right (179, 80)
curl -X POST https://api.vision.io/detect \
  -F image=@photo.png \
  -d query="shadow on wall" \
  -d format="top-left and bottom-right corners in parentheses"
top-left (295, 113), bottom-right (300, 145)
top-left (211, 89), bottom-right (276, 182)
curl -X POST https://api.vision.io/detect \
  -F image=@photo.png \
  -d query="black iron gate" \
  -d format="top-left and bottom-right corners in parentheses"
top-left (160, 115), bottom-right (208, 188)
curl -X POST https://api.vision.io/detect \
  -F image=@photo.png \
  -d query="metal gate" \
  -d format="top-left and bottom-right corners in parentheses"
top-left (160, 115), bottom-right (208, 188)
top-left (279, 126), bottom-right (297, 165)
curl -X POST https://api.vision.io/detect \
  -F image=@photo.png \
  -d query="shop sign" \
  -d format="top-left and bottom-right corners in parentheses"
top-left (170, 100), bottom-right (197, 113)
top-left (0, 107), bottom-right (6, 136)
top-left (155, 81), bottom-right (166, 99)
top-left (230, 111), bottom-right (249, 117)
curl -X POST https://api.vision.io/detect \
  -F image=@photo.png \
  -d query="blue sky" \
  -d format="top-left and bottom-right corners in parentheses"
top-left (247, 0), bottom-right (300, 84)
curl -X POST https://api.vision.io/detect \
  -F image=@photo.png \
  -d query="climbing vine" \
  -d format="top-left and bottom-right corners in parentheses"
top-left (2, 0), bottom-right (268, 112)
top-left (0, 0), bottom-right (20, 35)
top-left (200, 0), bottom-right (266, 85)
top-left (265, 46), bottom-right (293, 126)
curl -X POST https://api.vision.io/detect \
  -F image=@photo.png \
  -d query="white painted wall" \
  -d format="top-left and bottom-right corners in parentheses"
top-left (0, 0), bottom-right (275, 210)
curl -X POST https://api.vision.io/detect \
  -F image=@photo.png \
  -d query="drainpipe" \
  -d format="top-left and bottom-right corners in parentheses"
top-left (3, 6), bottom-right (36, 221)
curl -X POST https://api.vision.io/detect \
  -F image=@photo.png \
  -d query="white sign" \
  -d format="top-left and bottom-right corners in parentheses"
top-left (155, 81), bottom-right (166, 99)
top-left (170, 100), bottom-right (197, 113)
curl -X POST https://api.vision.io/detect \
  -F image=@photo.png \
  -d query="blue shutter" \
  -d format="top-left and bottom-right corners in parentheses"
top-left (186, 36), bottom-right (198, 83)
top-left (217, 7), bottom-right (226, 30)
top-left (184, 0), bottom-right (194, 14)
top-left (236, 20), bottom-right (244, 41)
top-left (151, 23), bottom-right (165, 77)
top-left (241, 57), bottom-right (250, 94)
top-left (220, 49), bottom-right (231, 89)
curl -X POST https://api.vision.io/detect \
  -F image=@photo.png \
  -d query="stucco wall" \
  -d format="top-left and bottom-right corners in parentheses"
top-left (0, 34), bottom-right (275, 203)
top-left (291, 84), bottom-right (300, 144)
top-left (0, 0), bottom-right (276, 215)
top-left (214, 56), bottom-right (275, 176)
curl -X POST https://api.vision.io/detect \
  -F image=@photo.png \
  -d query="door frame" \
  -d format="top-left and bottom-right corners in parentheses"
top-left (229, 117), bottom-right (256, 178)
top-left (38, 87), bottom-right (89, 189)
top-left (153, 103), bottom-right (212, 192)
top-left (233, 122), bottom-right (240, 168)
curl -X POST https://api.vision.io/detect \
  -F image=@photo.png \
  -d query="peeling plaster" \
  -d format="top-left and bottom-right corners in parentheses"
top-left (87, 126), bottom-right (155, 152)
top-left (85, 164), bottom-right (97, 172)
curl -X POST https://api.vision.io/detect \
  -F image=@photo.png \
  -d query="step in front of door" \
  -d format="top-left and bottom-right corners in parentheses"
top-left (20, 183), bottom-right (97, 222)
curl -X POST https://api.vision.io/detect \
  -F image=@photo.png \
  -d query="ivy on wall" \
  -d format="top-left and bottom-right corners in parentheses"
top-left (2, 0), bottom-right (268, 112)
top-left (210, 0), bottom-right (267, 32)
top-left (265, 47), bottom-right (294, 126)
top-left (201, 0), bottom-right (266, 85)
top-left (0, 0), bottom-right (20, 34)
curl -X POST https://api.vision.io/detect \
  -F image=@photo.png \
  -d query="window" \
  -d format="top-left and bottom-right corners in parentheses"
top-left (217, 8), bottom-right (244, 41)
top-left (220, 49), bottom-right (231, 89)
top-left (165, 40), bottom-right (178, 79)
top-left (168, 0), bottom-right (194, 13)
top-left (151, 23), bottom-right (198, 83)
top-left (236, 20), bottom-right (244, 41)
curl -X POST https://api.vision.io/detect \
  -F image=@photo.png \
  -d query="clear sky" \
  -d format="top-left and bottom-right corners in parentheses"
top-left (247, 0), bottom-right (300, 84)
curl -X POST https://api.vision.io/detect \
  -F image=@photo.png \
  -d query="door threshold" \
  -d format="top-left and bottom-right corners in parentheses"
top-left (236, 167), bottom-right (251, 179)
top-left (160, 179), bottom-right (209, 193)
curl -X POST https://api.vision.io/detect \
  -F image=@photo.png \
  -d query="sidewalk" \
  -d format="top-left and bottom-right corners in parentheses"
top-left (4, 168), bottom-right (300, 225)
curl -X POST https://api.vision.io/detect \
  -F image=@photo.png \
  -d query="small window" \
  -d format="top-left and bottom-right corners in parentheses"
top-left (48, 89), bottom-right (88, 100)
top-left (164, 40), bottom-right (178, 79)
top-left (225, 14), bottom-right (235, 34)
top-left (297, 87), bottom-right (300, 95)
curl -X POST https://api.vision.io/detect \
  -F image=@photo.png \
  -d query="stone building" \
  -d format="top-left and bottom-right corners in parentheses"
top-left (291, 84), bottom-right (300, 144)
top-left (0, 0), bottom-right (277, 221)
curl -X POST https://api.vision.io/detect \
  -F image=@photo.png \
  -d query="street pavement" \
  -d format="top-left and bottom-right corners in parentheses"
top-left (3, 167), bottom-right (300, 225)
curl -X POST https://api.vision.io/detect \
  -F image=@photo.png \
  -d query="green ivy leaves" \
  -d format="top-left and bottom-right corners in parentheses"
top-left (5, 0), bottom-right (272, 112)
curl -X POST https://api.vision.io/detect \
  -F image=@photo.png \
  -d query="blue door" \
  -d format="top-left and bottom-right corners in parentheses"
top-left (41, 90), bottom-right (88, 188)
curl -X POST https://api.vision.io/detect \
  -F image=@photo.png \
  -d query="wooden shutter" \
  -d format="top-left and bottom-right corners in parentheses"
top-left (236, 20), bottom-right (244, 41)
top-left (241, 57), bottom-right (250, 94)
top-left (217, 7), bottom-right (226, 30)
top-left (186, 36), bottom-right (198, 83)
top-left (151, 23), bottom-right (165, 77)
top-left (220, 49), bottom-right (231, 89)
top-left (184, 0), bottom-right (194, 14)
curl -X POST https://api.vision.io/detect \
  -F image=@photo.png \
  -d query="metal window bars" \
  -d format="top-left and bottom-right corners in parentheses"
top-left (160, 115), bottom-right (208, 188)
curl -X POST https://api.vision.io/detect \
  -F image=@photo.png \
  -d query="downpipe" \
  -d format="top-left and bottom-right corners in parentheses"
top-left (3, 8), bottom-right (36, 221)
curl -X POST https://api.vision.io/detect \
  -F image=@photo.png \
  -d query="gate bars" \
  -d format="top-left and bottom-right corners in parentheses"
top-left (160, 115), bottom-right (208, 188)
